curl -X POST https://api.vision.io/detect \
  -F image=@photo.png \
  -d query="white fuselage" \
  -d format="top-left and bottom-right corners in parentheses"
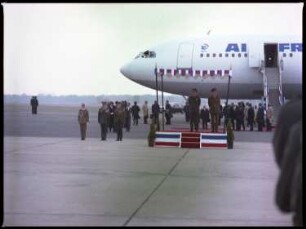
top-left (120, 35), bottom-right (302, 99)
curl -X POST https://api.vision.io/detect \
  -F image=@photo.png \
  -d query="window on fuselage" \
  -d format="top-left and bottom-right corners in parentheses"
top-left (135, 50), bottom-right (156, 59)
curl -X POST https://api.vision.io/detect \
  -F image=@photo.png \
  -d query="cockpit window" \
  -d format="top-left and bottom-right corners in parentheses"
top-left (135, 50), bottom-right (156, 59)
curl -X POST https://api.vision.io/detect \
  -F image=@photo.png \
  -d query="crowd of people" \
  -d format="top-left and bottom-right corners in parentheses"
top-left (77, 89), bottom-right (275, 141)
top-left (183, 89), bottom-right (274, 132)
top-left (77, 100), bottom-right (174, 141)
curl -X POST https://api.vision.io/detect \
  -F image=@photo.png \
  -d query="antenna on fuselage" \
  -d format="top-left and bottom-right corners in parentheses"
top-left (207, 29), bottom-right (211, 36)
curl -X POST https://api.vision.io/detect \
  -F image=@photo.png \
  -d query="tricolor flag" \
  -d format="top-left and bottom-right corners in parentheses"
top-left (194, 70), bottom-right (201, 77)
top-left (202, 70), bottom-right (208, 78)
top-left (155, 132), bottom-right (181, 147)
top-left (174, 69), bottom-right (178, 77)
top-left (200, 133), bottom-right (227, 148)
top-left (159, 68), bottom-right (164, 76)
top-left (166, 69), bottom-right (172, 77)
top-left (186, 69), bottom-right (193, 77)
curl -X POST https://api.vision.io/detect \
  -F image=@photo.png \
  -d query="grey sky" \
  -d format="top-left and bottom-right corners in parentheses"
top-left (4, 3), bottom-right (303, 96)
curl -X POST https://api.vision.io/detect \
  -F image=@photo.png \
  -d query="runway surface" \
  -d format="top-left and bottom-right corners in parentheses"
top-left (4, 103), bottom-right (290, 226)
top-left (4, 137), bottom-right (291, 226)
top-left (4, 104), bottom-right (274, 142)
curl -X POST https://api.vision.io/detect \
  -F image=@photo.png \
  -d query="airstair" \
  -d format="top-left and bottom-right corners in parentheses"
top-left (261, 59), bottom-right (284, 125)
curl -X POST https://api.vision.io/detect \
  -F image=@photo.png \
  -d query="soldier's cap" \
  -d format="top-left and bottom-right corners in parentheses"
top-left (192, 88), bottom-right (198, 92)
top-left (211, 88), bottom-right (217, 92)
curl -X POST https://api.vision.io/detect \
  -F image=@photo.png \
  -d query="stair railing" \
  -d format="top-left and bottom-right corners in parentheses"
top-left (261, 60), bottom-right (269, 110)
top-left (278, 59), bottom-right (284, 105)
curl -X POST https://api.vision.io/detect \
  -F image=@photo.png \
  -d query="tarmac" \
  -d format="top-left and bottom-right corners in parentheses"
top-left (3, 104), bottom-right (292, 226)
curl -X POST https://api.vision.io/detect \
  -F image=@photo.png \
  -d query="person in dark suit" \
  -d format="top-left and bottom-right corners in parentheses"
top-left (30, 96), bottom-right (39, 115)
top-left (108, 102), bottom-right (115, 132)
top-left (247, 104), bottom-right (255, 131)
top-left (131, 102), bottom-right (140, 126)
top-left (200, 106), bottom-right (210, 130)
top-left (256, 103), bottom-right (265, 131)
top-left (165, 100), bottom-right (173, 125)
top-left (152, 101), bottom-right (160, 125)
top-left (188, 88), bottom-right (201, 132)
top-left (272, 98), bottom-right (302, 226)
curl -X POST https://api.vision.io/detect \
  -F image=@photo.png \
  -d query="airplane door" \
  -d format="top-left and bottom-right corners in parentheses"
top-left (177, 42), bottom-right (194, 69)
top-left (264, 43), bottom-right (278, 68)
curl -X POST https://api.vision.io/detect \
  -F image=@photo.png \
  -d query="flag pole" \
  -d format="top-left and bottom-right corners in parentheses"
top-left (161, 72), bottom-right (165, 131)
top-left (223, 68), bottom-right (232, 133)
top-left (155, 63), bottom-right (159, 106)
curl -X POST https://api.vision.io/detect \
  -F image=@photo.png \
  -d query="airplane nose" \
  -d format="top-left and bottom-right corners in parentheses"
top-left (120, 63), bottom-right (131, 78)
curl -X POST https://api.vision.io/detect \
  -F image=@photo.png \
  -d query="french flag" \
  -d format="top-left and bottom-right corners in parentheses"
top-left (201, 133), bottom-right (227, 148)
top-left (186, 69), bottom-right (193, 76)
top-left (194, 70), bottom-right (201, 77)
top-left (166, 69), bottom-right (172, 77)
top-left (202, 70), bottom-right (208, 78)
top-left (159, 68), bottom-right (164, 76)
top-left (155, 132), bottom-right (181, 147)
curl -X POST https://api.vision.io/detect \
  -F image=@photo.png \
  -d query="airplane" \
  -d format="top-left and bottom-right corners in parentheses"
top-left (120, 35), bottom-right (302, 105)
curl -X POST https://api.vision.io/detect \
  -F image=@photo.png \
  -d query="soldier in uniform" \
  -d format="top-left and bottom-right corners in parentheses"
top-left (30, 96), bottom-right (39, 115)
top-left (78, 103), bottom-right (89, 140)
top-left (188, 88), bottom-right (201, 132)
top-left (124, 102), bottom-right (132, 132)
top-left (208, 88), bottom-right (220, 133)
top-left (98, 101), bottom-right (109, 141)
top-left (114, 102), bottom-right (125, 141)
